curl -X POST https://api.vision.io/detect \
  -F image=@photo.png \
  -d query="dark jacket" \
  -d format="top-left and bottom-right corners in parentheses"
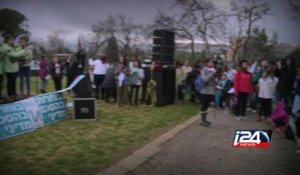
top-left (277, 66), bottom-right (297, 95)
top-left (103, 67), bottom-right (116, 89)
top-left (67, 61), bottom-right (80, 87)
top-left (295, 78), bottom-right (300, 96)
top-left (50, 62), bottom-right (63, 80)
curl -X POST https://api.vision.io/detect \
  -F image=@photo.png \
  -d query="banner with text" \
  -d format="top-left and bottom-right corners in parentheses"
top-left (0, 75), bottom-right (85, 140)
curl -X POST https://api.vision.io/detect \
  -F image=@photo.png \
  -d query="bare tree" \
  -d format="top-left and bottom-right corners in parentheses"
top-left (89, 15), bottom-right (116, 57)
top-left (289, 0), bottom-right (300, 21)
top-left (91, 14), bottom-right (144, 59)
top-left (32, 39), bottom-right (47, 58)
top-left (175, 0), bottom-right (225, 59)
top-left (227, 0), bottom-right (270, 61)
top-left (152, 11), bottom-right (197, 59)
top-left (47, 31), bottom-right (68, 54)
top-left (117, 15), bottom-right (143, 56)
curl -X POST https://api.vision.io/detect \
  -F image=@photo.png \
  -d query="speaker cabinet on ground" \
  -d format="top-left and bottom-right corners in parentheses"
top-left (153, 66), bottom-right (176, 107)
top-left (152, 30), bottom-right (175, 65)
top-left (74, 98), bottom-right (96, 120)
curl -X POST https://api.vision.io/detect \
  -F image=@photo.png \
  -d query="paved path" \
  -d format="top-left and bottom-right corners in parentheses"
top-left (128, 110), bottom-right (300, 175)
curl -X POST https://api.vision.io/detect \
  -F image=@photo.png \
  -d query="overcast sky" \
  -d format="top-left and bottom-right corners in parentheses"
top-left (1, 0), bottom-right (299, 45)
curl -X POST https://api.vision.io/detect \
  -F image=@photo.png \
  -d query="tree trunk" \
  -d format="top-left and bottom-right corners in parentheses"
top-left (190, 39), bottom-right (195, 61)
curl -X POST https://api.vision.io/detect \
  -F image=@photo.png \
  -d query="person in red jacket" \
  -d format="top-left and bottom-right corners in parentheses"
top-left (234, 60), bottom-right (253, 120)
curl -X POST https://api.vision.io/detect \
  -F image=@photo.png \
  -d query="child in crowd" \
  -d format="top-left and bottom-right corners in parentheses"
top-left (38, 56), bottom-right (48, 93)
top-left (257, 70), bottom-right (278, 122)
top-left (129, 60), bottom-right (144, 105)
top-left (234, 60), bottom-right (253, 120)
top-left (271, 101), bottom-right (289, 132)
top-left (114, 56), bottom-right (130, 107)
top-left (215, 73), bottom-right (228, 109)
top-left (103, 66), bottom-right (116, 103)
top-left (50, 57), bottom-right (63, 91)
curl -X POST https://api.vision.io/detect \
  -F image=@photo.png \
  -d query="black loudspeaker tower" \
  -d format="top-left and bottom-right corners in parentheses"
top-left (153, 65), bottom-right (176, 107)
top-left (152, 30), bottom-right (175, 65)
top-left (72, 76), bottom-right (93, 98)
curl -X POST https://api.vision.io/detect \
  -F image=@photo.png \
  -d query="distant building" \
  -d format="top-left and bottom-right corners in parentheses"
top-left (273, 42), bottom-right (299, 59)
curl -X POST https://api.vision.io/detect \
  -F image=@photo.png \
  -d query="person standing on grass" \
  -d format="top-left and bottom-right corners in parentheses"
top-left (114, 56), bottom-right (130, 107)
top-left (2, 34), bottom-right (27, 98)
top-left (103, 66), bottom-right (116, 103)
top-left (39, 56), bottom-right (48, 93)
top-left (257, 70), bottom-right (278, 122)
top-left (76, 46), bottom-right (86, 74)
top-left (199, 59), bottom-right (217, 127)
top-left (234, 60), bottom-right (253, 120)
top-left (91, 56), bottom-right (108, 99)
top-left (129, 59), bottom-right (144, 106)
top-left (0, 42), bottom-right (7, 100)
top-left (66, 58), bottom-right (81, 89)
top-left (215, 73), bottom-right (228, 109)
top-left (50, 57), bottom-right (63, 91)
top-left (18, 35), bottom-right (33, 96)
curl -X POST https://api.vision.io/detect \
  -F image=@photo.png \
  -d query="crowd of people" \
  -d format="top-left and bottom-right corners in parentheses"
top-left (1, 34), bottom-right (299, 133)
top-left (88, 56), bottom-right (145, 107)
top-left (176, 58), bottom-right (300, 131)
top-left (0, 33), bottom-right (147, 107)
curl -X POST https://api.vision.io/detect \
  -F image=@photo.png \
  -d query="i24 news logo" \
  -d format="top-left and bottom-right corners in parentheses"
top-left (233, 130), bottom-right (272, 148)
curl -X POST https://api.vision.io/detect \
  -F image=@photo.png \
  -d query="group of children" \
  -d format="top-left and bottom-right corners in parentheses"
top-left (211, 58), bottom-right (299, 131)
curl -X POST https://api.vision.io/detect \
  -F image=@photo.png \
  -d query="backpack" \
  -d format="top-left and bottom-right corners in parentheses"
top-left (194, 75), bottom-right (204, 93)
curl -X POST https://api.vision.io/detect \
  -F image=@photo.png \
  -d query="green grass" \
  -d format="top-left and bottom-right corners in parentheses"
top-left (1, 76), bottom-right (63, 96)
top-left (0, 77), bottom-right (199, 175)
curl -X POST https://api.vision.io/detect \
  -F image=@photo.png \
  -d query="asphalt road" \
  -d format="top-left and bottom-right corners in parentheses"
top-left (128, 110), bottom-right (300, 175)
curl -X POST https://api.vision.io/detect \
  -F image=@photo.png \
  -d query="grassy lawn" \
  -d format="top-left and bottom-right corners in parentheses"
top-left (0, 77), bottom-right (199, 175)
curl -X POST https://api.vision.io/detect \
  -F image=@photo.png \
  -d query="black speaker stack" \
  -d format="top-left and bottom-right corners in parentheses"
top-left (152, 30), bottom-right (176, 107)
top-left (152, 30), bottom-right (175, 65)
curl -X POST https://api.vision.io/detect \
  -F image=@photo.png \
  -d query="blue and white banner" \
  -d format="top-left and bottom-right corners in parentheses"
top-left (0, 75), bottom-right (86, 140)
